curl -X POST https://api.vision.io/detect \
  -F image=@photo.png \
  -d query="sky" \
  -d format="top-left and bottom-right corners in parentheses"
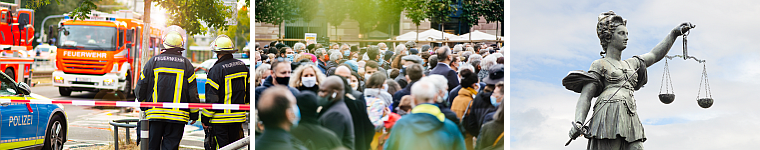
top-left (510, 0), bottom-right (760, 149)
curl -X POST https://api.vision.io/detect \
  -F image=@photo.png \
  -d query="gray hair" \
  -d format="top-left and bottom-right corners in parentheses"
top-left (481, 54), bottom-right (499, 71)
top-left (466, 47), bottom-right (475, 52)
top-left (411, 80), bottom-right (438, 104)
top-left (419, 75), bottom-right (448, 103)
top-left (453, 44), bottom-right (463, 54)
top-left (467, 54), bottom-right (482, 64)
top-left (458, 63), bottom-right (475, 73)
top-left (395, 44), bottom-right (406, 54)
top-left (378, 43), bottom-right (387, 49)
top-left (314, 48), bottom-right (326, 56)
top-left (330, 52), bottom-right (342, 61)
top-left (294, 43), bottom-right (306, 51)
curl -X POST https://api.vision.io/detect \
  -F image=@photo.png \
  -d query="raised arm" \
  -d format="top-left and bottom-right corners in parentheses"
top-left (639, 22), bottom-right (694, 67)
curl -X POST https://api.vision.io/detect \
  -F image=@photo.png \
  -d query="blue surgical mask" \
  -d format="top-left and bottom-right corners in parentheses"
top-left (378, 59), bottom-right (384, 65)
top-left (256, 61), bottom-right (263, 68)
top-left (286, 54), bottom-right (295, 61)
top-left (442, 92), bottom-right (449, 101)
top-left (352, 58), bottom-right (357, 62)
top-left (490, 95), bottom-right (500, 107)
top-left (291, 104), bottom-right (301, 128)
top-left (344, 51), bottom-right (350, 57)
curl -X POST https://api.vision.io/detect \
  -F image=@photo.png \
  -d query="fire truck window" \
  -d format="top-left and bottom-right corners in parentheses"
top-left (126, 29), bottom-right (133, 43)
top-left (119, 29), bottom-right (124, 46)
top-left (57, 25), bottom-right (118, 51)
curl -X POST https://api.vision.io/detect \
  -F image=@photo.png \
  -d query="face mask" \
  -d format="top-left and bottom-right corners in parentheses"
top-left (286, 54), bottom-right (295, 61)
top-left (352, 58), bottom-right (357, 62)
top-left (351, 82), bottom-right (359, 90)
top-left (364, 74), bottom-right (372, 82)
top-left (378, 59), bottom-right (384, 65)
top-left (405, 51), bottom-right (409, 55)
top-left (318, 92), bottom-right (338, 106)
top-left (442, 92), bottom-right (449, 102)
top-left (344, 51), bottom-right (350, 57)
top-left (301, 77), bottom-right (317, 87)
top-left (274, 74), bottom-right (290, 85)
top-left (490, 95), bottom-right (501, 107)
top-left (256, 61), bottom-right (263, 66)
top-left (291, 104), bottom-right (301, 128)
top-left (458, 62), bottom-right (464, 67)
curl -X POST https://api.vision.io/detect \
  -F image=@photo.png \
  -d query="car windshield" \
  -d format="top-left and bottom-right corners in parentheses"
top-left (0, 72), bottom-right (17, 96)
top-left (39, 47), bottom-right (50, 52)
top-left (56, 25), bottom-right (118, 51)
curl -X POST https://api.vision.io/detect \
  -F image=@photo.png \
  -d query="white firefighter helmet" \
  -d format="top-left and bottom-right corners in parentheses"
top-left (211, 35), bottom-right (235, 52)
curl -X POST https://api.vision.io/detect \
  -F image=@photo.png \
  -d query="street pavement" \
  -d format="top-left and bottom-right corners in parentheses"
top-left (30, 85), bottom-right (207, 149)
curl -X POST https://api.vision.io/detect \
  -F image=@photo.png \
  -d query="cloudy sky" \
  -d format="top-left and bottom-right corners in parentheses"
top-left (510, 0), bottom-right (760, 149)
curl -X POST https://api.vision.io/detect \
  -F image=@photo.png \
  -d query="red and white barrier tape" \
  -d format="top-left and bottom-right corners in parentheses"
top-left (0, 99), bottom-right (250, 110)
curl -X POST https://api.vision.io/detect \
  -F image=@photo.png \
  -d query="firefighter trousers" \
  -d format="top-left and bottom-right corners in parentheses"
top-left (149, 121), bottom-right (186, 150)
top-left (210, 123), bottom-right (243, 149)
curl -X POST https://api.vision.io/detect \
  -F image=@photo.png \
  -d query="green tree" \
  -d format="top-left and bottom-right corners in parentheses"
top-left (426, 0), bottom-right (456, 40)
top-left (218, 6), bottom-right (249, 49)
top-left (27, 0), bottom-right (238, 36)
top-left (481, 0), bottom-right (502, 37)
top-left (402, 0), bottom-right (428, 41)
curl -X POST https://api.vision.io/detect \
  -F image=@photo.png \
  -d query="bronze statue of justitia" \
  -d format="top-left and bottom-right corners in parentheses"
top-left (563, 10), bottom-right (694, 149)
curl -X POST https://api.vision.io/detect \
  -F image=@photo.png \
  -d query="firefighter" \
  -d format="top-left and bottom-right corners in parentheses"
top-left (134, 27), bottom-right (200, 150)
top-left (201, 35), bottom-right (250, 149)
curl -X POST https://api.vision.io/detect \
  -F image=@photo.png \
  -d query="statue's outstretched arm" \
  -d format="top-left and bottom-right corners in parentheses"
top-left (639, 22), bottom-right (695, 67)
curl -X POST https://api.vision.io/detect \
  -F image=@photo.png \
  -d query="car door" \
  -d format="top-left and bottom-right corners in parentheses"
top-left (0, 71), bottom-right (38, 148)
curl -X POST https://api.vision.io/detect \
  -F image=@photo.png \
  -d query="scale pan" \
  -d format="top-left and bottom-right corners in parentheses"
top-left (698, 98), bottom-right (713, 108)
top-left (659, 94), bottom-right (675, 104)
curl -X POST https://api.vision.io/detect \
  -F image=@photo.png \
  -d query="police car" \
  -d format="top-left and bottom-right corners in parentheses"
top-left (0, 71), bottom-right (67, 149)
top-left (194, 53), bottom-right (249, 102)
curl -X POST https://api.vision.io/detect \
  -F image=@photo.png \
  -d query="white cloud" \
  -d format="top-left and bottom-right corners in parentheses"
top-left (511, 0), bottom-right (760, 149)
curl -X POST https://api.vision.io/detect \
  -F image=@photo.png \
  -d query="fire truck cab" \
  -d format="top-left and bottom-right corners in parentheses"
top-left (52, 10), bottom-right (163, 96)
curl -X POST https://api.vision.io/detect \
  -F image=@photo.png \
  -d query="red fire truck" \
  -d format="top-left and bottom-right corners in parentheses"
top-left (0, 2), bottom-right (36, 84)
top-left (52, 10), bottom-right (164, 96)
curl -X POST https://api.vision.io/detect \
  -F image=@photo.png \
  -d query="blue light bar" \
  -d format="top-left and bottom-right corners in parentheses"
top-left (64, 16), bottom-right (70, 19)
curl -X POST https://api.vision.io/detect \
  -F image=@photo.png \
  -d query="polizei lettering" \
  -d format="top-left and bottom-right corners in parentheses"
top-left (223, 61), bottom-right (245, 68)
top-left (63, 51), bottom-right (108, 58)
top-left (154, 56), bottom-right (185, 63)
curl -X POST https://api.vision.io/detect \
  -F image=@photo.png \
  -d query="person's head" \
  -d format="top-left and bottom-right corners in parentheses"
top-left (405, 64), bottom-right (424, 82)
top-left (295, 91), bottom-right (320, 120)
top-left (290, 64), bottom-right (325, 88)
top-left (483, 64), bottom-right (505, 86)
top-left (459, 69), bottom-right (479, 89)
top-left (419, 75), bottom-right (448, 103)
top-left (366, 72), bottom-right (387, 89)
top-left (294, 42), bottom-right (306, 53)
top-left (314, 48), bottom-right (325, 59)
top-left (395, 44), bottom-right (407, 55)
top-left (388, 68), bottom-right (400, 79)
top-left (367, 46), bottom-right (380, 61)
top-left (405, 41), bottom-right (416, 49)
top-left (409, 48), bottom-right (419, 55)
top-left (458, 63), bottom-right (475, 75)
top-left (257, 86), bottom-right (299, 130)
top-left (385, 79), bottom-right (402, 94)
top-left (448, 55), bottom-right (459, 69)
top-left (399, 95), bottom-right (414, 112)
top-left (461, 51), bottom-right (472, 62)
top-left (255, 64), bottom-right (272, 86)
top-left (330, 52), bottom-right (342, 62)
top-left (364, 61), bottom-right (380, 79)
top-left (453, 44), bottom-right (463, 54)
top-left (490, 81), bottom-right (504, 107)
top-left (466, 47), bottom-right (475, 53)
top-left (319, 76), bottom-right (346, 103)
top-left (436, 46), bottom-right (452, 63)
top-left (348, 71), bottom-right (361, 91)
top-left (378, 43), bottom-right (388, 50)
top-left (597, 10), bottom-right (628, 56)
top-left (481, 54), bottom-right (499, 73)
top-left (468, 54), bottom-right (482, 64)
top-left (335, 66), bottom-right (353, 79)
top-left (421, 45), bottom-right (431, 53)
top-left (411, 80), bottom-right (437, 105)
top-left (330, 43), bottom-right (340, 50)
top-left (428, 55), bottom-right (438, 69)
top-left (270, 59), bottom-right (292, 85)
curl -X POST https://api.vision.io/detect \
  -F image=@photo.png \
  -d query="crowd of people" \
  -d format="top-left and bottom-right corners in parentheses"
top-left (254, 40), bottom-right (505, 150)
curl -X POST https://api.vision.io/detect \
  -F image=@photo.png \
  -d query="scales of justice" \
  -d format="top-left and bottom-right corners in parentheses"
top-left (561, 11), bottom-right (714, 149)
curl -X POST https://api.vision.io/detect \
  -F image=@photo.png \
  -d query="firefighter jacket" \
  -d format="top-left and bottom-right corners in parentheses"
top-left (135, 51), bottom-right (200, 123)
top-left (201, 54), bottom-right (250, 124)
